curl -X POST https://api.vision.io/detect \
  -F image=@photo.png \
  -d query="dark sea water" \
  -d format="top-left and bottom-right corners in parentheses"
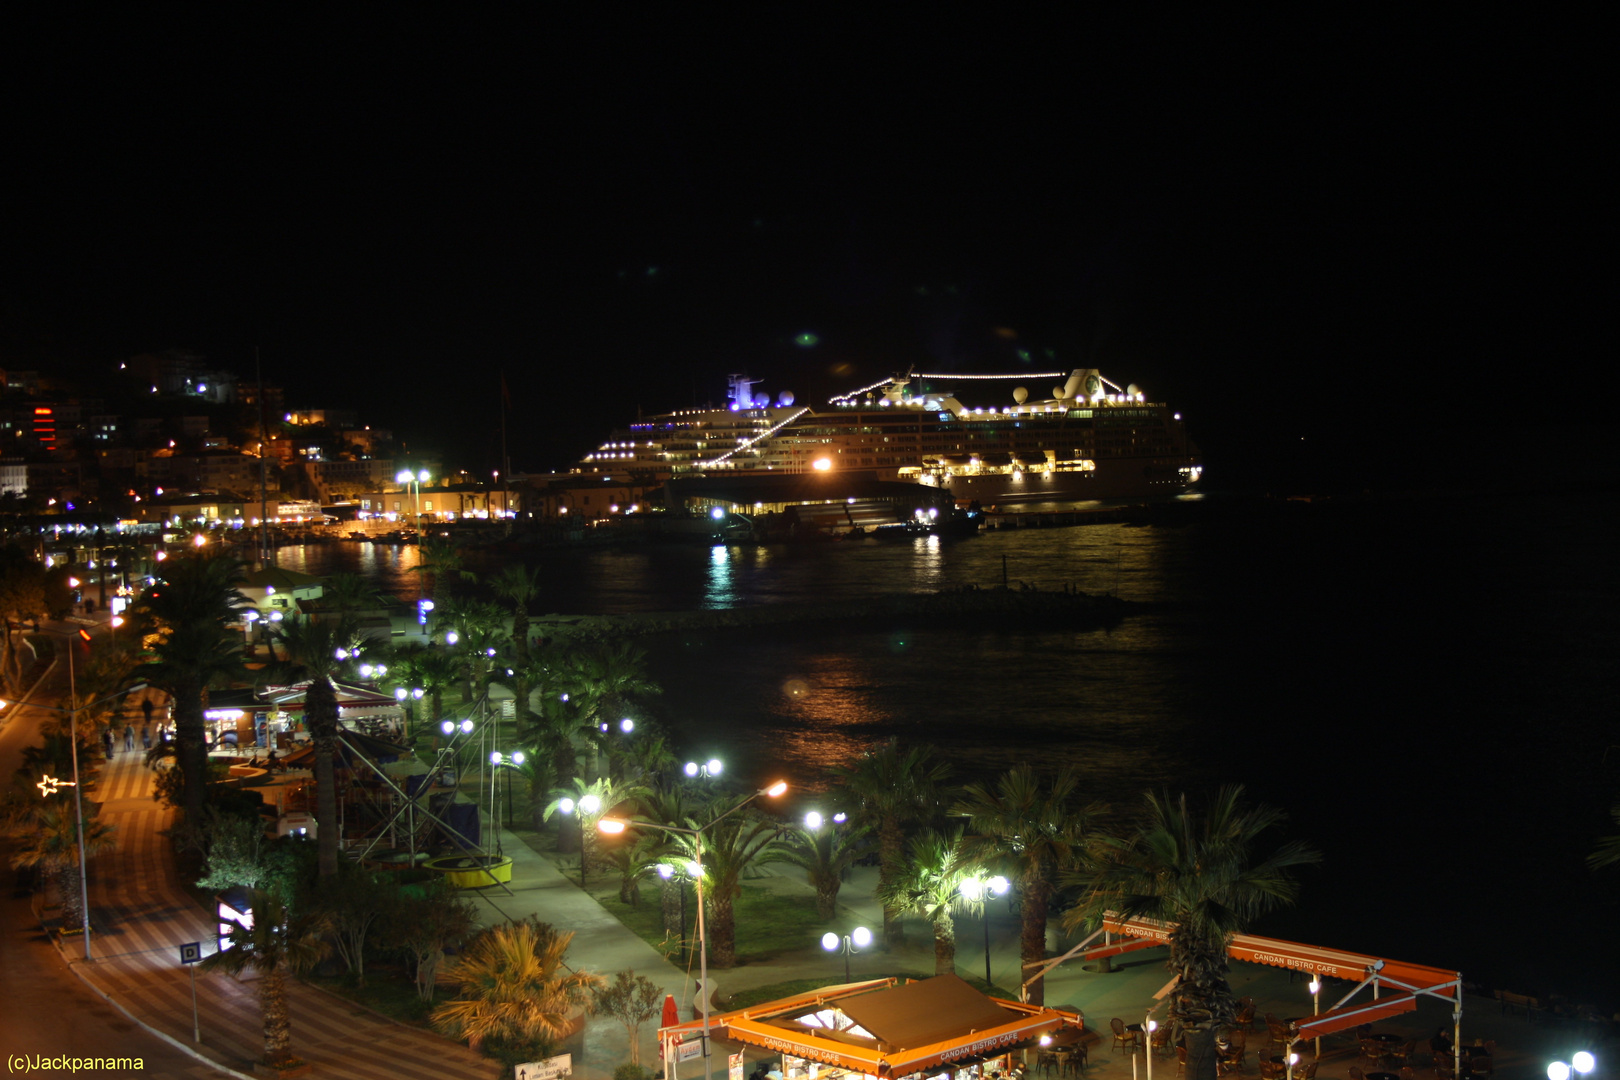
top-left (274, 491), bottom-right (1620, 1010)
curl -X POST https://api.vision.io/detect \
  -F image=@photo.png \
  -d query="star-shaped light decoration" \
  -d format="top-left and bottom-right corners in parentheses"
top-left (37, 775), bottom-right (77, 797)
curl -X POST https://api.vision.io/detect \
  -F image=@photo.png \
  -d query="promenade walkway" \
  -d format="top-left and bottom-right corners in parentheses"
top-left (78, 742), bottom-right (499, 1080)
top-left (69, 744), bottom-right (1570, 1080)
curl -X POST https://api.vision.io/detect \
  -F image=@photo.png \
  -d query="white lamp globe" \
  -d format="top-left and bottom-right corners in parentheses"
top-left (821, 932), bottom-right (839, 952)
top-left (1573, 1055), bottom-right (1596, 1075)
top-left (559, 798), bottom-right (576, 814)
top-left (851, 927), bottom-right (872, 948)
top-left (620, 718), bottom-right (635, 733)
top-left (706, 758), bottom-right (723, 776)
top-left (512, 751), bottom-right (525, 765)
top-left (989, 875), bottom-right (1010, 894)
top-left (580, 795), bottom-right (601, 814)
top-left (684, 762), bottom-right (699, 777)
top-left (804, 812), bottom-right (823, 830)
top-left (1549, 1065), bottom-right (1569, 1080)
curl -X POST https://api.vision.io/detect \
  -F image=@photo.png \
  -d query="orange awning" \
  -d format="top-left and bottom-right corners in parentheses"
top-left (1293, 994), bottom-right (1419, 1041)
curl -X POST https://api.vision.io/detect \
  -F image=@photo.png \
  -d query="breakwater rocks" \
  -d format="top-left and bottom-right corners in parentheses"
top-left (535, 584), bottom-right (1136, 641)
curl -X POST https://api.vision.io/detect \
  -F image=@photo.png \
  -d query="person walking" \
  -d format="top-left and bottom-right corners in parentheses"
top-left (141, 724), bottom-right (152, 750)
top-left (123, 725), bottom-right (135, 752)
top-left (102, 729), bottom-right (115, 757)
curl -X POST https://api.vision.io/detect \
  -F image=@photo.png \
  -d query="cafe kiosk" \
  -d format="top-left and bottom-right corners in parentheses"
top-left (660, 974), bottom-right (1090, 1080)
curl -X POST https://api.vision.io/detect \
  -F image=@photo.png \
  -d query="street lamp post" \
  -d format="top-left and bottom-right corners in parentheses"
top-left (958, 874), bottom-right (1010, 987)
top-left (490, 751), bottom-right (526, 833)
top-left (600, 779), bottom-right (788, 1080)
top-left (558, 794), bottom-right (601, 887)
top-left (396, 469), bottom-right (431, 528)
top-left (1308, 979), bottom-right (1321, 1060)
top-left (11, 629), bottom-right (150, 961)
top-left (821, 926), bottom-right (872, 983)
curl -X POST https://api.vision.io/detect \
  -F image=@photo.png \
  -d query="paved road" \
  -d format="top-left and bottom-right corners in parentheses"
top-left (0, 638), bottom-right (227, 1079)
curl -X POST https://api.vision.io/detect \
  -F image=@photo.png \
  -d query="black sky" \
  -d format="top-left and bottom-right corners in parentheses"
top-left (1, 13), bottom-right (1608, 489)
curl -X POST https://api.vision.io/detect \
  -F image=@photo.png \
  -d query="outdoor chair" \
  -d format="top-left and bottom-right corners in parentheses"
top-left (1349, 1066), bottom-right (1365, 1080)
top-left (1298, 1064), bottom-right (1319, 1080)
top-left (1464, 1058), bottom-right (1493, 1079)
top-left (1389, 1041), bottom-right (1417, 1067)
top-left (1036, 1051), bottom-right (1057, 1077)
top-left (1152, 1026), bottom-right (1172, 1055)
top-left (1260, 1060), bottom-right (1282, 1080)
top-left (1112, 1018), bottom-right (1138, 1052)
top-left (1235, 1005), bottom-right (1257, 1030)
top-left (1064, 1046), bottom-right (1087, 1076)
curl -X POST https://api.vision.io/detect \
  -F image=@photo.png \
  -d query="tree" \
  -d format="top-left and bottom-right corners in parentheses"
top-left (267, 618), bottom-right (353, 878)
top-left (488, 564), bottom-right (542, 665)
top-left (433, 920), bottom-right (602, 1069)
top-left (3, 798), bottom-right (116, 932)
top-left (200, 889), bottom-right (333, 1070)
top-left (131, 551), bottom-right (251, 822)
top-left (379, 879), bottom-right (478, 1002)
top-left (666, 797), bottom-right (779, 968)
top-left (321, 572), bottom-right (379, 614)
top-left (595, 970), bottom-right (664, 1067)
top-left (0, 542), bottom-right (52, 696)
top-left (412, 537), bottom-right (475, 609)
top-left (953, 764), bottom-right (1099, 1006)
top-left (310, 862), bottom-right (396, 986)
top-left (600, 830), bottom-right (665, 906)
top-left (1062, 787), bottom-right (1321, 1080)
top-left (876, 827), bottom-right (977, 976)
top-left (543, 776), bottom-right (650, 863)
top-left (566, 641), bottom-right (660, 778)
top-left (1590, 802), bottom-right (1620, 870)
top-left (831, 738), bottom-right (952, 947)
top-left (389, 643), bottom-right (461, 733)
top-left (765, 819), bottom-right (870, 921)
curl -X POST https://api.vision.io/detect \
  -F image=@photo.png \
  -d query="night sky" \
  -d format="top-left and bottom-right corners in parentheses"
top-left (1, 14), bottom-right (1607, 489)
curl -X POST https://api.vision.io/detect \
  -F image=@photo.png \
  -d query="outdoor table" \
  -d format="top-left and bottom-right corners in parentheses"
top-left (1367, 1035), bottom-right (1402, 1046)
top-left (1366, 1072), bottom-right (1401, 1080)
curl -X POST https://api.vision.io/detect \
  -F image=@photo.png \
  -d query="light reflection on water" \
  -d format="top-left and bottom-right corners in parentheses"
top-left (263, 499), bottom-right (1620, 1006)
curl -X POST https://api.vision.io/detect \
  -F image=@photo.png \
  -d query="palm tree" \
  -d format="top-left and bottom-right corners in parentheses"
top-left (412, 537), bottom-right (475, 609)
top-left (442, 598), bottom-right (508, 702)
top-left (667, 796), bottom-right (779, 968)
top-left (3, 799), bottom-right (116, 932)
top-left (0, 542), bottom-right (51, 696)
top-left (953, 764), bottom-right (1100, 1006)
top-left (1063, 787), bottom-right (1321, 1080)
top-left (488, 564), bottom-right (542, 665)
top-left (390, 643), bottom-right (462, 732)
top-left (765, 819), bottom-right (871, 921)
top-left (267, 618), bottom-right (353, 878)
top-left (433, 920), bottom-right (602, 1064)
top-left (566, 641), bottom-right (660, 776)
top-left (1590, 802), bottom-right (1620, 870)
top-left (132, 552), bottom-right (251, 821)
top-left (830, 738), bottom-right (953, 947)
top-left (543, 776), bottom-right (650, 861)
top-left (321, 572), bottom-right (379, 614)
top-left (876, 827), bottom-right (977, 975)
top-left (200, 889), bottom-right (333, 1069)
top-left (520, 687), bottom-right (581, 789)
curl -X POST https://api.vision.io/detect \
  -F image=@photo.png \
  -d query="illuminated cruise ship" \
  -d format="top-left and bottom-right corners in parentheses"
top-left (576, 369), bottom-right (1202, 503)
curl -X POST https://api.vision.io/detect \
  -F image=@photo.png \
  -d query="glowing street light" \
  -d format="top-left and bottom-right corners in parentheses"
top-left (1548, 1054), bottom-right (1595, 1080)
top-left (684, 758), bottom-right (724, 779)
top-left (821, 925), bottom-right (872, 983)
top-left (557, 794), bottom-right (601, 887)
top-left (958, 874), bottom-right (1010, 986)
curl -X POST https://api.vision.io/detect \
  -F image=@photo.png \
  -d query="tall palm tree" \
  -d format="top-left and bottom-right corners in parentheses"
top-left (442, 598), bottom-right (508, 703)
top-left (3, 798), bottom-right (116, 932)
top-left (0, 541), bottom-right (51, 696)
top-left (1063, 787), bottom-right (1321, 1080)
top-left (433, 920), bottom-right (602, 1062)
top-left (765, 819), bottom-right (871, 921)
top-left (412, 537), bottom-right (475, 609)
top-left (267, 618), bottom-right (353, 877)
top-left (830, 738), bottom-right (953, 947)
top-left (132, 552), bottom-right (251, 821)
top-left (488, 564), bottom-right (542, 665)
top-left (566, 641), bottom-right (660, 776)
top-left (1590, 802), bottom-right (1620, 870)
top-left (876, 827), bottom-right (977, 976)
top-left (200, 889), bottom-right (333, 1069)
top-left (666, 797), bottom-right (779, 968)
top-left (321, 572), bottom-right (379, 614)
top-left (953, 764), bottom-right (1100, 1006)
